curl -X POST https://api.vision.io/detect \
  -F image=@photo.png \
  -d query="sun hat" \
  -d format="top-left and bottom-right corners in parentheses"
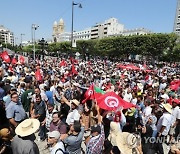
top-left (162, 103), bottom-right (172, 114)
top-left (71, 99), bottom-right (80, 106)
top-left (48, 131), bottom-right (60, 140)
top-left (116, 132), bottom-right (139, 154)
top-left (15, 119), bottom-right (40, 137)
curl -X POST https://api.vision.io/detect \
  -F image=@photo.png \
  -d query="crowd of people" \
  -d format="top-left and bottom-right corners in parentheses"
top-left (0, 54), bottom-right (179, 154)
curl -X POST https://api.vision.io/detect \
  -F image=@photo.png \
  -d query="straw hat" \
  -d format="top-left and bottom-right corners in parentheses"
top-left (116, 132), bottom-right (139, 154)
top-left (162, 103), bottom-right (172, 114)
top-left (71, 99), bottom-right (80, 106)
top-left (15, 119), bottom-right (40, 137)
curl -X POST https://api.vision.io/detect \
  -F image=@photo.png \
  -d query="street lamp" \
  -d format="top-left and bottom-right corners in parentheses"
top-left (20, 33), bottom-right (25, 47)
top-left (31, 24), bottom-right (39, 61)
top-left (71, 1), bottom-right (82, 50)
top-left (38, 38), bottom-right (48, 60)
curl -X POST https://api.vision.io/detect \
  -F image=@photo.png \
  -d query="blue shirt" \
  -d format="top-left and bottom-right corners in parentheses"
top-left (45, 91), bottom-right (54, 104)
top-left (6, 101), bottom-right (26, 122)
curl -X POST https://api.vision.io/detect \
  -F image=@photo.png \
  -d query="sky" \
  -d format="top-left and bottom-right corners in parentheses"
top-left (0, 0), bottom-right (178, 44)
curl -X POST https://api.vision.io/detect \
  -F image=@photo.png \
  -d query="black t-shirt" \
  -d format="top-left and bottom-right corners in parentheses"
top-left (60, 103), bottom-right (70, 120)
top-left (34, 101), bottom-right (46, 122)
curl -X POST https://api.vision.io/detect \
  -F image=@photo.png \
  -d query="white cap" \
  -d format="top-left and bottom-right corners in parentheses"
top-left (48, 131), bottom-right (60, 139)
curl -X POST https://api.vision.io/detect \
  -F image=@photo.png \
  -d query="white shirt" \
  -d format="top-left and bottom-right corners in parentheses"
top-left (157, 112), bottom-right (172, 136)
top-left (49, 141), bottom-right (65, 154)
top-left (123, 93), bottom-right (132, 102)
top-left (131, 98), bottom-right (137, 105)
top-left (66, 109), bottom-right (80, 125)
top-left (50, 85), bottom-right (57, 97)
top-left (143, 106), bottom-right (152, 117)
top-left (142, 106), bottom-right (152, 124)
top-left (171, 106), bottom-right (180, 125)
top-left (159, 83), bottom-right (167, 92)
top-left (160, 93), bottom-right (169, 101)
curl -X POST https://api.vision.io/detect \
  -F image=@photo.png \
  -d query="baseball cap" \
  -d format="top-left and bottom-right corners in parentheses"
top-left (48, 131), bottom-right (60, 139)
top-left (91, 124), bottom-right (101, 134)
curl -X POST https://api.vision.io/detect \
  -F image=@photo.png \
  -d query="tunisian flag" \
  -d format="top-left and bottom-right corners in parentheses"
top-left (0, 51), bottom-right (10, 63)
top-left (96, 92), bottom-right (135, 111)
top-left (35, 69), bottom-right (42, 81)
top-left (11, 58), bottom-right (17, 65)
top-left (19, 56), bottom-right (25, 64)
top-left (82, 85), bottom-right (105, 103)
top-left (84, 84), bottom-right (95, 100)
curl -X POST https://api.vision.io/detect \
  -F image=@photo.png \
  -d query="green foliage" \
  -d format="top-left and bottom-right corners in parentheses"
top-left (19, 33), bottom-right (179, 61)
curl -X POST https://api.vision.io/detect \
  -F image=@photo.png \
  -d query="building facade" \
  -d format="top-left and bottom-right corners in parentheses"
top-left (173, 0), bottom-right (180, 35)
top-left (91, 18), bottom-right (124, 39)
top-left (122, 28), bottom-right (152, 36)
top-left (74, 28), bottom-right (91, 41)
top-left (0, 25), bottom-right (14, 45)
top-left (52, 17), bottom-right (151, 43)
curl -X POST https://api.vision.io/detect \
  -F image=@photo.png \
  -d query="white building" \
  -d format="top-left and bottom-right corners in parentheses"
top-left (122, 28), bottom-right (152, 36)
top-left (52, 17), bottom-right (151, 42)
top-left (91, 18), bottom-right (124, 39)
top-left (0, 25), bottom-right (14, 45)
top-left (174, 0), bottom-right (180, 35)
top-left (56, 32), bottom-right (71, 42)
top-left (74, 28), bottom-right (91, 41)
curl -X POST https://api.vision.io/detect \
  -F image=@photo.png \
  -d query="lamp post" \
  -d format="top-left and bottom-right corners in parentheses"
top-left (31, 24), bottom-right (39, 61)
top-left (38, 38), bottom-right (48, 60)
top-left (71, 1), bottom-right (82, 50)
top-left (20, 33), bottom-right (25, 48)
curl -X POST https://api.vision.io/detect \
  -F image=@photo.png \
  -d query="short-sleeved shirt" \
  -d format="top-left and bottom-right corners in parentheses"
top-left (6, 101), bottom-right (26, 122)
top-left (3, 95), bottom-right (11, 108)
top-left (66, 109), bottom-right (80, 125)
top-left (157, 112), bottom-right (172, 136)
top-left (34, 101), bottom-right (46, 122)
top-left (21, 89), bottom-right (34, 112)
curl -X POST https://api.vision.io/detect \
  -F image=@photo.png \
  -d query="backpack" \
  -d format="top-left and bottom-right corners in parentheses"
top-left (55, 148), bottom-right (69, 154)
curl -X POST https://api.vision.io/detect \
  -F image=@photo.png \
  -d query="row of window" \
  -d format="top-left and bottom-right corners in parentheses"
top-left (75, 35), bottom-right (90, 39)
top-left (76, 31), bottom-right (90, 35)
